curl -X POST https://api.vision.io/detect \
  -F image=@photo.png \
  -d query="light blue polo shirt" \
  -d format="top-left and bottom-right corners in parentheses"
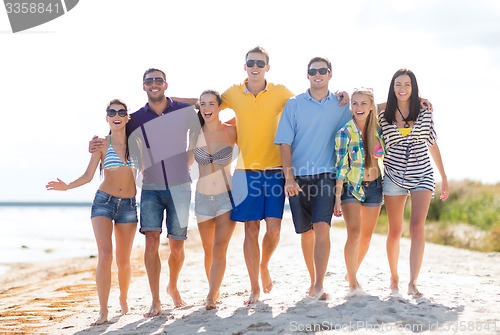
top-left (274, 90), bottom-right (351, 176)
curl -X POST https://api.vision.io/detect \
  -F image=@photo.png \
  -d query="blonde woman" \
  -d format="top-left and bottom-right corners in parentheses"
top-left (334, 88), bottom-right (384, 296)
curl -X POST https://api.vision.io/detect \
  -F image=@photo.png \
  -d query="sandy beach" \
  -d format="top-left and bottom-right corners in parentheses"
top-left (1, 218), bottom-right (499, 335)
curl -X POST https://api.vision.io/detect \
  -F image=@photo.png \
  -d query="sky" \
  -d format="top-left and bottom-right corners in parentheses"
top-left (1, 0), bottom-right (499, 202)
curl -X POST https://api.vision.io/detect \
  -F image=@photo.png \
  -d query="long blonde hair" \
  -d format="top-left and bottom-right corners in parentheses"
top-left (352, 88), bottom-right (377, 168)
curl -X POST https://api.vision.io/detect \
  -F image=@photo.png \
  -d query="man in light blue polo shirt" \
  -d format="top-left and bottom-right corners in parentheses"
top-left (274, 56), bottom-right (351, 300)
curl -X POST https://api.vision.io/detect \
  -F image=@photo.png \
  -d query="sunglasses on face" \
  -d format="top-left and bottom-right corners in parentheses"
top-left (143, 77), bottom-right (165, 86)
top-left (106, 109), bottom-right (128, 117)
top-left (246, 60), bottom-right (266, 68)
top-left (308, 67), bottom-right (330, 76)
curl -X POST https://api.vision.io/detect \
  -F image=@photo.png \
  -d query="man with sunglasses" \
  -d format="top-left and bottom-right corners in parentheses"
top-left (275, 57), bottom-right (351, 300)
top-left (221, 47), bottom-right (349, 305)
top-left (90, 68), bottom-right (199, 316)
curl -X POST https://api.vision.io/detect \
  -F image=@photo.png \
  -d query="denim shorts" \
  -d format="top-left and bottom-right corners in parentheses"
top-left (288, 173), bottom-right (336, 234)
top-left (139, 182), bottom-right (191, 240)
top-left (230, 170), bottom-right (285, 222)
top-left (91, 189), bottom-right (138, 223)
top-left (341, 176), bottom-right (383, 207)
top-left (194, 191), bottom-right (234, 220)
top-left (383, 176), bottom-right (433, 196)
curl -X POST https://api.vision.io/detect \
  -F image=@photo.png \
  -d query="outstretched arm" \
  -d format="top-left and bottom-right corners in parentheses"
top-left (46, 151), bottom-right (101, 191)
top-left (428, 142), bottom-right (449, 200)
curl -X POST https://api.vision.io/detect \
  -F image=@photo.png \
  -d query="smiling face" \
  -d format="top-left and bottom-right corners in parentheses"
top-left (244, 52), bottom-right (269, 81)
top-left (199, 93), bottom-right (221, 123)
top-left (351, 92), bottom-right (374, 125)
top-left (143, 70), bottom-right (168, 103)
top-left (307, 60), bottom-right (332, 90)
top-left (394, 74), bottom-right (412, 102)
top-left (106, 103), bottom-right (129, 129)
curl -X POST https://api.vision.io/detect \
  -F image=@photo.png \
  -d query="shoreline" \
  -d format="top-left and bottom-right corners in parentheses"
top-left (1, 220), bottom-right (499, 334)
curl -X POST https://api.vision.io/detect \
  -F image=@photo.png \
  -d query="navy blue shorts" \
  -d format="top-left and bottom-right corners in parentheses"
top-left (341, 176), bottom-right (383, 207)
top-left (288, 173), bottom-right (336, 234)
top-left (91, 189), bottom-right (138, 223)
top-left (230, 170), bottom-right (285, 222)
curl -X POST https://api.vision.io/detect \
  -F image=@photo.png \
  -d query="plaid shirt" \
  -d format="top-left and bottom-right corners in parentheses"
top-left (335, 119), bottom-right (384, 201)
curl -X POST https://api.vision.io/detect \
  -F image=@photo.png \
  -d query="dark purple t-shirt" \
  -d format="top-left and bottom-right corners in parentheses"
top-left (127, 98), bottom-right (198, 186)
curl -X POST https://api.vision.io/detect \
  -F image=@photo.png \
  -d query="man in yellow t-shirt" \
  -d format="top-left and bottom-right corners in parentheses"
top-left (221, 46), bottom-right (293, 306)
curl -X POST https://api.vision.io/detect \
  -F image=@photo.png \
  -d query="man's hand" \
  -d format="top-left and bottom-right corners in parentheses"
top-left (284, 178), bottom-right (302, 197)
top-left (336, 91), bottom-right (350, 107)
top-left (420, 98), bottom-right (433, 112)
top-left (89, 135), bottom-right (104, 153)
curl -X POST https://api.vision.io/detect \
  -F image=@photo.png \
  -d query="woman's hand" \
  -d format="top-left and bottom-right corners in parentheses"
top-left (333, 198), bottom-right (343, 217)
top-left (439, 178), bottom-right (449, 201)
top-left (46, 178), bottom-right (69, 191)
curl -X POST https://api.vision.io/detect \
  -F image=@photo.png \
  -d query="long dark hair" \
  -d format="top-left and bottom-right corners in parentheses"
top-left (384, 68), bottom-right (421, 124)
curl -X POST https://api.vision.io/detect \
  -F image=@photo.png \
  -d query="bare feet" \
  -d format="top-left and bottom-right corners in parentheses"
top-left (260, 264), bottom-right (273, 294)
top-left (167, 285), bottom-right (187, 308)
top-left (143, 302), bottom-right (162, 318)
top-left (244, 290), bottom-right (260, 306)
top-left (390, 278), bottom-right (399, 295)
top-left (306, 286), bottom-right (315, 297)
top-left (120, 301), bottom-right (129, 315)
top-left (90, 311), bottom-right (108, 326)
top-left (206, 297), bottom-right (218, 310)
top-left (346, 287), bottom-right (366, 298)
top-left (407, 283), bottom-right (423, 297)
top-left (312, 288), bottom-right (329, 301)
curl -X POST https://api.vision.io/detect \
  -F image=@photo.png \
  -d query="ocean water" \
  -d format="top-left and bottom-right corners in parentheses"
top-left (0, 204), bottom-right (297, 276)
top-left (0, 205), bottom-right (199, 275)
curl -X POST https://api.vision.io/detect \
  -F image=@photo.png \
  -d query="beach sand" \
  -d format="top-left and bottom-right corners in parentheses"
top-left (1, 218), bottom-right (499, 335)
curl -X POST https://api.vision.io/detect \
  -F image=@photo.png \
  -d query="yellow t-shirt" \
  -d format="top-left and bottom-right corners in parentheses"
top-left (222, 80), bottom-right (293, 170)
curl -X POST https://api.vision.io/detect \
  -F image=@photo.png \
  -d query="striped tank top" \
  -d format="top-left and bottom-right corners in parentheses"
top-left (378, 109), bottom-right (436, 190)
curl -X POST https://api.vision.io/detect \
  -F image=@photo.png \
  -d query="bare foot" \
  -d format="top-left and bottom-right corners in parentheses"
top-left (206, 297), bottom-right (218, 310)
top-left (260, 264), bottom-right (273, 294)
top-left (407, 283), bottom-right (423, 297)
top-left (344, 273), bottom-right (349, 282)
top-left (120, 301), bottom-right (129, 315)
top-left (390, 278), bottom-right (399, 295)
top-left (90, 311), bottom-right (108, 326)
top-left (167, 285), bottom-right (187, 308)
top-left (346, 287), bottom-right (366, 298)
top-left (143, 302), bottom-right (162, 318)
top-left (312, 288), bottom-right (329, 301)
top-left (244, 290), bottom-right (260, 305)
top-left (306, 286), bottom-right (315, 297)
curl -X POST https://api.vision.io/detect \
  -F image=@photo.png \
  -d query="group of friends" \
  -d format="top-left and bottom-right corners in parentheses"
top-left (46, 46), bottom-right (449, 326)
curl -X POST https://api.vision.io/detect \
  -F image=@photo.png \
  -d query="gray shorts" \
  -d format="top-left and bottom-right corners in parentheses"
top-left (194, 191), bottom-right (234, 220)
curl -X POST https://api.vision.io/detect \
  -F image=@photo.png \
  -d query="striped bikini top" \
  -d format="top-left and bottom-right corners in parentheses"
top-left (194, 126), bottom-right (233, 166)
top-left (103, 136), bottom-right (134, 169)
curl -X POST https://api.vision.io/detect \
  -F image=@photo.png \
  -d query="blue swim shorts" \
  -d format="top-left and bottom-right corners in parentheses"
top-left (230, 169), bottom-right (285, 222)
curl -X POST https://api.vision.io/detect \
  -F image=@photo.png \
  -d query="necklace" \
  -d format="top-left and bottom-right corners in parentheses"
top-left (397, 106), bottom-right (410, 128)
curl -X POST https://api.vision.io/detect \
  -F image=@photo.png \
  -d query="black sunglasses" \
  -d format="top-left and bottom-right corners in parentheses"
top-left (246, 60), bottom-right (266, 68)
top-left (308, 67), bottom-right (330, 76)
top-left (106, 109), bottom-right (128, 117)
top-left (144, 77), bottom-right (165, 86)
